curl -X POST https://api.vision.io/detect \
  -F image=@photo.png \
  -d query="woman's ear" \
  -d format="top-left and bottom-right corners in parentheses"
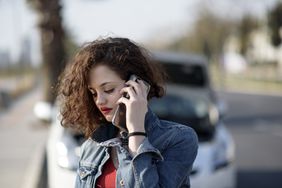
top-left (88, 86), bottom-right (94, 94)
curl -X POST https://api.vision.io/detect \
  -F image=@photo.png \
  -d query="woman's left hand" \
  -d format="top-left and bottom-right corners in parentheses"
top-left (117, 79), bottom-right (149, 133)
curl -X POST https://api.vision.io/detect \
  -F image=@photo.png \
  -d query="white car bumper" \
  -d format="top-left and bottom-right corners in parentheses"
top-left (191, 164), bottom-right (236, 188)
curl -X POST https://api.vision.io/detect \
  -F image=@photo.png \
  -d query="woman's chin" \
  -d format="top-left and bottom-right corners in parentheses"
top-left (104, 115), bottom-right (113, 122)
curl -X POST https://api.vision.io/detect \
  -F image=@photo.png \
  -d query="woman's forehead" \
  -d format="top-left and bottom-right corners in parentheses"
top-left (88, 65), bottom-right (123, 87)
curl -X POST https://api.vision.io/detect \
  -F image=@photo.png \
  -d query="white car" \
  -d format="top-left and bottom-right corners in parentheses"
top-left (36, 51), bottom-right (236, 188)
top-left (152, 51), bottom-right (236, 188)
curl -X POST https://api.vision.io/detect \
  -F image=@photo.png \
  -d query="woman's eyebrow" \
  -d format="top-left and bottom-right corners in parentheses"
top-left (89, 81), bottom-right (121, 90)
top-left (100, 82), bottom-right (112, 87)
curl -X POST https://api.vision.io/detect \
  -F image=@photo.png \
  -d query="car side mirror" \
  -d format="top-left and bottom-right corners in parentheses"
top-left (33, 101), bottom-right (52, 123)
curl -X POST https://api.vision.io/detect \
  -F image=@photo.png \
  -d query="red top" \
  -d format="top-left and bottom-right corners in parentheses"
top-left (96, 158), bottom-right (117, 188)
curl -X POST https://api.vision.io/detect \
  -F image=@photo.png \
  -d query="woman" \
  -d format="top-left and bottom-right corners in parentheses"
top-left (58, 37), bottom-right (198, 188)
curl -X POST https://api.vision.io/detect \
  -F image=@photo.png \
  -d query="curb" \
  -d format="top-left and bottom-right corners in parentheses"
top-left (21, 141), bottom-right (47, 188)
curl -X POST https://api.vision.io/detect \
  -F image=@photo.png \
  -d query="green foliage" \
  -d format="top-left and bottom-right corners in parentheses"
top-left (166, 5), bottom-right (265, 62)
top-left (239, 15), bottom-right (260, 55)
top-left (268, 1), bottom-right (282, 47)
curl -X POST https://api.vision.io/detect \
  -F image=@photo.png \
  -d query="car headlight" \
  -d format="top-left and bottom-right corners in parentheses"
top-left (56, 141), bottom-right (79, 170)
top-left (212, 133), bottom-right (235, 171)
top-left (209, 104), bottom-right (219, 126)
top-left (56, 142), bottom-right (70, 168)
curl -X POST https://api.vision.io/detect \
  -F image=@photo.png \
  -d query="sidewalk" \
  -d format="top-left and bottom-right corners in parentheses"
top-left (0, 87), bottom-right (49, 188)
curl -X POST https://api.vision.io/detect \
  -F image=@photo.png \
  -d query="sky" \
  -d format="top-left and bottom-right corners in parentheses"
top-left (0, 0), bottom-right (38, 63)
top-left (0, 0), bottom-right (280, 65)
top-left (62, 0), bottom-right (198, 44)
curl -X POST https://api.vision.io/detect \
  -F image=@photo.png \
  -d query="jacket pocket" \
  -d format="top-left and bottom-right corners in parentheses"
top-left (77, 166), bottom-right (97, 188)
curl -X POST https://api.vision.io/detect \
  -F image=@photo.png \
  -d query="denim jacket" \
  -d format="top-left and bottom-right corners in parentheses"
top-left (75, 108), bottom-right (198, 188)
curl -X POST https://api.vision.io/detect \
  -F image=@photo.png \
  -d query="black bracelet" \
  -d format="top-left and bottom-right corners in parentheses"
top-left (128, 132), bottom-right (147, 138)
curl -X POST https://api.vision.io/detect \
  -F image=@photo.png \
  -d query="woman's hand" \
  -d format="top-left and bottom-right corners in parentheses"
top-left (117, 79), bottom-right (149, 133)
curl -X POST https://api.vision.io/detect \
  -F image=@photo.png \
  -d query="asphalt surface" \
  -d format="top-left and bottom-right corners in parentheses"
top-left (219, 91), bottom-right (282, 188)
top-left (0, 88), bottom-right (49, 188)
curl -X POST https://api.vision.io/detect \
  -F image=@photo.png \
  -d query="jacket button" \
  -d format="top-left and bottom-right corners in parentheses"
top-left (120, 179), bottom-right (125, 186)
top-left (79, 170), bottom-right (86, 177)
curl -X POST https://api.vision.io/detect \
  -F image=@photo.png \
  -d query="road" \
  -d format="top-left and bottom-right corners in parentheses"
top-left (0, 88), bottom-right (49, 188)
top-left (219, 91), bottom-right (282, 188)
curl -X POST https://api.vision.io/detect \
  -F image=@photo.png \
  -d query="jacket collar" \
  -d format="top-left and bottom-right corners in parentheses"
top-left (91, 123), bottom-right (119, 143)
top-left (144, 107), bottom-right (160, 132)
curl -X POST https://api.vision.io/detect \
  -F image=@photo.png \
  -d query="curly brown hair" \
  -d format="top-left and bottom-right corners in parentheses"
top-left (57, 37), bottom-right (166, 138)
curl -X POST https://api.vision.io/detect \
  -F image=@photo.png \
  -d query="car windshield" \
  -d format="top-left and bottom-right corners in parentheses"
top-left (163, 63), bottom-right (206, 87)
top-left (149, 93), bottom-right (215, 142)
top-left (152, 52), bottom-right (208, 87)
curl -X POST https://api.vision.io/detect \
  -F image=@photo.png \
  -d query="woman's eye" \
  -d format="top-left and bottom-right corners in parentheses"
top-left (105, 89), bottom-right (114, 94)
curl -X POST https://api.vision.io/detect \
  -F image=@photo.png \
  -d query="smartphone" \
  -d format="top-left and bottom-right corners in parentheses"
top-left (112, 75), bottom-right (150, 132)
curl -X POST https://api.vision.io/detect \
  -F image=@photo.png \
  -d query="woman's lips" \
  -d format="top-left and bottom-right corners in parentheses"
top-left (100, 107), bottom-right (112, 115)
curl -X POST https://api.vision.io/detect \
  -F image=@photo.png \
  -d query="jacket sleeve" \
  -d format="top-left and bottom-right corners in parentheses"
top-left (130, 127), bottom-right (198, 188)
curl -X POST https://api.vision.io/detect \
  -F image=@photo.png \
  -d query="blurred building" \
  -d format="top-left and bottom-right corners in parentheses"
top-left (19, 37), bottom-right (32, 68)
top-left (0, 50), bottom-right (11, 70)
top-left (223, 36), bottom-right (247, 74)
top-left (224, 26), bottom-right (282, 77)
top-left (247, 28), bottom-right (277, 64)
top-left (248, 27), bottom-right (282, 77)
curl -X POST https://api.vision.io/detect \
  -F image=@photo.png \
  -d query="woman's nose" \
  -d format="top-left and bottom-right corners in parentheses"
top-left (96, 93), bottom-right (106, 105)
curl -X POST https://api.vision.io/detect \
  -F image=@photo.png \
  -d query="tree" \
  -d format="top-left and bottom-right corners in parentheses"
top-left (27, 0), bottom-right (67, 105)
top-left (239, 14), bottom-right (259, 55)
top-left (167, 7), bottom-right (236, 62)
top-left (268, 2), bottom-right (282, 47)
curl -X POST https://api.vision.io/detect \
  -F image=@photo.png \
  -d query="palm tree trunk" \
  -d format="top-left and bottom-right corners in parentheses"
top-left (27, 0), bottom-right (66, 105)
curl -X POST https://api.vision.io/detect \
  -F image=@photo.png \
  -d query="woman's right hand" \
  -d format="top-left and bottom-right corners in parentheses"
top-left (117, 79), bottom-right (149, 133)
